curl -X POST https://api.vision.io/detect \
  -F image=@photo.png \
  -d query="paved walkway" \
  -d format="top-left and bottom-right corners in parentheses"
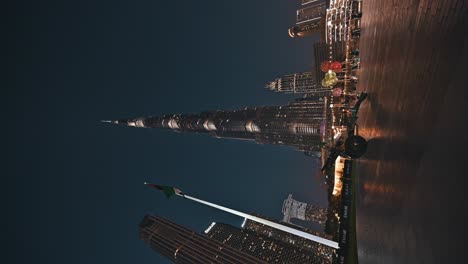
top-left (355, 1), bottom-right (468, 263)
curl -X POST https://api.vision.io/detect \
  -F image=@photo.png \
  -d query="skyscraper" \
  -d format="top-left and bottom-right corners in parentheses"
top-left (139, 215), bottom-right (266, 264)
top-left (242, 216), bottom-right (335, 262)
top-left (289, 1), bottom-right (327, 39)
top-left (204, 222), bottom-right (331, 263)
top-left (265, 71), bottom-right (332, 95)
top-left (282, 194), bottom-right (328, 224)
top-left (325, 0), bottom-right (361, 44)
top-left (110, 97), bottom-right (327, 155)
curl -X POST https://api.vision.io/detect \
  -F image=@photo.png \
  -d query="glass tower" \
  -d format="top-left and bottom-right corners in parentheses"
top-left (139, 215), bottom-right (266, 264)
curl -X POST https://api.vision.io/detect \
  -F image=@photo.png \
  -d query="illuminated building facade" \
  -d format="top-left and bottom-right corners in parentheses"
top-left (325, 0), bottom-right (362, 94)
top-left (139, 215), bottom-right (266, 264)
top-left (313, 41), bottom-right (347, 81)
top-left (332, 156), bottom-right (346, 196)
top-left (282, 194), bottom-right (328, 224)
top-left (110, 97), bottom-right (327, 156)
top-left (265, 71), bottom-right (332, 95)
top-left (242, 216), bottom-right (335, 262)
top-left (205, 222), bottom-right (330, 263)
top-left (325, 0), bottom-right (361, 44)
top-left (289, 20), bottom-right (325, 38)
top-left (289, 1), bottom-right (327, 39)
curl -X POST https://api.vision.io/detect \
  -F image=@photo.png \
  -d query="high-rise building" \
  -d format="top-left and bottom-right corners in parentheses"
top-left (289, 1), bottom-right (327, 39)
top-left (265, 71), bottom-right (332, 95)
top-left (204, 222), bottom-right (330, 263)
top-left (282, 194), bottom-right (328, 224)
top-left (110, 97), bottom-right (327, 155)
top-left (139, 215), bottom-right (266, 264)
top-left (297, 1), bottom-right (327, 24)
top-left (289, 19), bottom-right (325, 38)
top-left (325, 0), bottom-right (360, 44)
top-left (266, 43), bottom-right (346, 97)
top-left (242, 216), bottom-right (335, 262)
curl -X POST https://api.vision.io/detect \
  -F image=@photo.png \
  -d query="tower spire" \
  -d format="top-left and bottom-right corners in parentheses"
top-left (100, 120), bottom-right (119, 124)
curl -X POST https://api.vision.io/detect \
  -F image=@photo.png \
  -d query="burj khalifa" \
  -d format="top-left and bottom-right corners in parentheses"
top-left (106, 95), bottom-right (329, 156)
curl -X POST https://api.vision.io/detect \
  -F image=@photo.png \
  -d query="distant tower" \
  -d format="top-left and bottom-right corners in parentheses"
top-left (204, 222), bottom-right (331, 263)
top-left (241, 215), bottom-right (335, 261)
top-left (282, 194), bottom-right (328, 224)
top-left (109, 97), bottom-right (328, 155)
top-left (139, 215), bottom-right (266, 264)
top-left (265, 71), bottom-right (331, 95)
top-left (289, 1), bottom-right (327, 40)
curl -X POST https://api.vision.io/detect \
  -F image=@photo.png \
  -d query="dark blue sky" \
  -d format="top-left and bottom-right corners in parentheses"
top-left (8, 1), bottom-right (325, 263)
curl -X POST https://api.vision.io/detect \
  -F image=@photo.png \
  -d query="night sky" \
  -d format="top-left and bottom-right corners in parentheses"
top-left (8, 1), bottom-right (326, 263)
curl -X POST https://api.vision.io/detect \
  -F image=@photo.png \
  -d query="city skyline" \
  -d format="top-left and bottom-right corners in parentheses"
top-left (7, 1), bottom-right (327, 263)
top-left (139, 184), bottom-right (336, 263)
top-left (9, 0), bottom-right (468, 263)
top-left (115, 0), bottom-right (357, 261)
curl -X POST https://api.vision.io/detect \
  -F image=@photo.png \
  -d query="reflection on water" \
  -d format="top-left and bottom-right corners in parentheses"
top-left (356, 0), bottom-right (468, 263)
